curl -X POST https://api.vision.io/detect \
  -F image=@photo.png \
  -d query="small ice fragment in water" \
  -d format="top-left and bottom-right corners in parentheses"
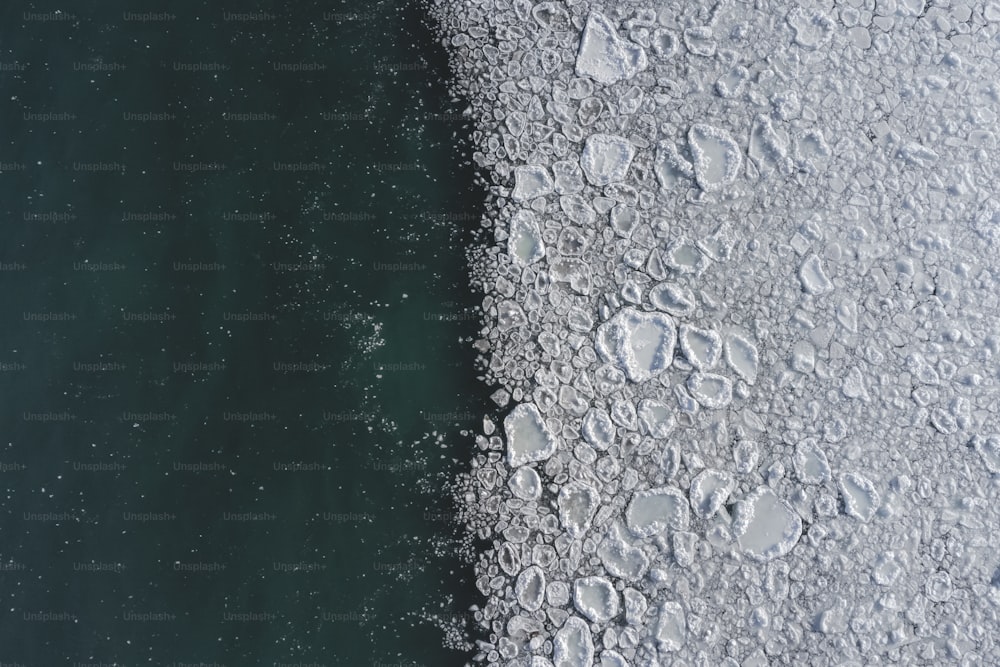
top-left (625, 486), bottom-right (689, 538)
top-left (505, 403), bottom-right (558, 467)
top-left (512, 165), bottom-right (554, 201)
top-left (734, 487), bottom-right (803, 561)
top-left (580, 134), bottom-right (635, 187)
top-left (573, 576), bottom-right (619, 623)
top-left (575, 11), bottom-right (647, 85)
top-left (839, 472), bottom-right (879, 522)
top-left (553, 616), bottom-right (594, 667)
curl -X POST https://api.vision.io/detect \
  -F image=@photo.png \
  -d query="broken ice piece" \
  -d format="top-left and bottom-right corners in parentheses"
top-left (580, 134), bottom-right (635, 187)
top-left (688, 123), bottom-right (741, 192)
top-left (686, 372), bottom-right (733, 409)
top-left (559, 481), bottom-right (600, 538)
top-left (799, 253), bottom-right (833, 294)
top-left (508, 210), bottom-right (545, 265)
top-left (554, 616), bottom-right (594, 667)
top-left (689, 469), bottom-right (734, 519)
top-left (724, 331), bottom-right (759, 384)
top-left (582, 407), bottom-right (616, 450)
top-left (512, 165), bottom-right (554, 201)
top-left (516, 565), bottom-right (546, 612)
top-left (575, 11), bottom-right (647, 85)
top-left (505, 403), bottom-right (558, 467)
top-left (637, 399), bottom-right (675, 438)
top-left (649, 282), bottom-right (696, 317)
top-left (597, 530), bottom-right (649, 580)
top-left (508, 465), bottom-right (543, 501)
top-left (734, 487), bottom-right (803, 562)
top-left (573, 576), bottom-right (619, 623)
top-left (679, 324), bottom-right (722, 369)
top-left (625, 486), bottom-right (689, 538)
top-left (655, 601), bottom-right (687, 651)
top-left (839, 472), bottom-right (880, 522)
top-left (792, 438), bottom-right (831, 484)
top-left (596, 307), bottom-right (677, 383)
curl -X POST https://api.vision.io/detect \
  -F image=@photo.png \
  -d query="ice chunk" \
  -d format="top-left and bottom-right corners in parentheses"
top-left (575, 12), bottom-right (647, 85)
top-left (653, 141), bottom-right (694, 189)
top-left (573, 576), bottom-right (619, 623)
top-left (559, 481), bottom-right (600, 538)
top-left (733, 440), bottom-right (759, 475)
top-left (925, 571), bottom-right (953, 602)
top-left (625, 486), bottom-right (689, 538)
top-left (688, 123), bottom-right (741, 192)
top-left (597, 530), bottom-right (650, 580)
top-left (734, 487), bottom-right (803, 561)
top-left (724, 332), bottom-right (759, 384)
top-left (531, 1), bottom-right (570, 32)
top-left (596, 307), bottom-right (677, 383)
top-left (689, 469), bottom-right (734, 519)
top-left (505, 403), bottom-right (558, 467)
top-left (787, 7), bottom-right (834, 50)
top-left (512, 165), bottom-right (554, 201)
top-left (839, 473), bottom-right (879, 523)
top-left (516, 565), bottom-right (546, 612)
top-left (530, 658), bottom-right (555, 667)
top-left (686, 372), bottom-right (733, 409)
top-left (748, 114), bottom-right (791, 176)
top-left (497, 299), bottom-right (527, 332)
top-left (508, 211), bottom-right (545, 265)
top-left (679, 324), bottom-right (722, 369)
top-left (582, 408), bottom-right (616, 450)
top-left (598, 651), bottom-right (628, 667)
top-left (560, 194), bottom-right (597, 226)
top-left (554, 616), bottom-right (594, 667)
top-left (682, 26), bottom-right (716, 56)
top-left (972, 434), bottom-right (1000, 473)
top-left (609, 204), bottom-right (640, 237)
top-left (792, 438), bottom-right (831, 484)
top-left (618, 86), bottom-right (644, 115)
top-left (649, 282), bottom-right (696, 317)
top-left (672, 531), bottom-right (697, 568)
top-left (581, 134), bottom-right (635, 187)
top-left (650, 29), bottom-right (677, 58)
top-left (508, 465), bottom-right (543, 500)
top-left (799, 253), bottom-right (833, 294)
top-left (655, 601), bottom-right (687, 651)
top-left (623, 588), bottom-right (647, 625)
top-left (637, 399), bottom-right (675, 438)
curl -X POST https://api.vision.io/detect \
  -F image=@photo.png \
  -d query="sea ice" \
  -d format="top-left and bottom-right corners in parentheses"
top-left (573, 576), bottom-right (619, 623)
top-left (508, 211), bottom-right (545, 265)
top-left (580, 134), bottom-right (635, 187)
top-left (508, 465), bottom-right (543, 500)
top-left (688, 124), bottom-right (741, 192)
top-left (596, 307), bottom-right (677, 383)
top-left (625, 486), bottom-right (689, 538)
top-left (689, 469), bottom-right (733, 519)
top-left (792, 438), bottom-right (831, 484)
top-left (654, 601), bottom-right (687, 651)
top-left (839, 473), bottom-right (879, 523)
top-left (505, 403), bottom-right (558, 467)
top-left (733, 487), bottom-right (803, 561)
top-left (678, 324), bottom-right (722, 370)
top-left (516, 565), bottom-right (546, 612)
top-left (553, 616), bottom-right (594, 667)
top-left (575, 12), bottom-right (647, 85)
top-left (558, 481), bottom-right (600, 538)
top-left (511, 165), bottom-right (554, 201)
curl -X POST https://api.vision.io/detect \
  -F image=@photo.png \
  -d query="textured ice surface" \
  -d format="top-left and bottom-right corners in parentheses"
top-left (432, 0), bottom-right (1000, 662)
top-left (575, 12), bottom-right (646, 85)
top-left (572, 576), bottom-right (619, 623)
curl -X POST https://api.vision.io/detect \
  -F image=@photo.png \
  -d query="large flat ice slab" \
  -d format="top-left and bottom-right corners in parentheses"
top-left (504, 403), bottom-right (558, 467)
top-left (575, 11), bottom-right (647, 85)
top-left (733, 487), bottom-right (802, 562)
top-left (597, 307), bottom-right (677, 383)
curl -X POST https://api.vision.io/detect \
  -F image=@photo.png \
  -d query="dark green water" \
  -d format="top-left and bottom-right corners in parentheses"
top-left (0, 2), bottom-right (485, 665)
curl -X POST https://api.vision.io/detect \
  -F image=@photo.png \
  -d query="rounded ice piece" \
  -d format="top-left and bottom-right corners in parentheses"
top-left (558, 481), bottom-right (600, 538)
top-left (516, 565), bottom-right (547, 612)
top-left (581, 134), bottom-right (635, 187)
top-left (655, 601), bottom-right (687, 651)
top-left (575, 11), bottom-right (647, 85)
top-left (512, 165), bottom-right (554, 201)
top-left (649, 282), bottom-right (696, 317)
top-left (688, 123), bottom-right (741, 192)
top-left (792, 438), bottom-right (831, 484)
top-left (598, 650), bottom-right (629, 667)
top-left (582, 407), bottom-right (616, 450)
top-left (508, 466), bottom-right (543, 500)
top-left (689, 469), bottom-right (734, 519)
top-left (679, 324), bottom-right (722, 369)
top-left (505, 403), bottom-right (558, 467)
top-left (734, 487), bottom-right (802, 562)
top-left (839, 472), bottom-right (880, 523)
top-left (596, 307), bottom-right (677, 383)
top-left (724, 332), bottom-right (759, 384)
top-left (597, 533), bottom-right (649, 581)
top-left (637, 399), bottom-right (675, 438)
top-left (554, 616), bottom-right (594, 667)
top-left (508, 210), bottom-right (545, 265)
top-left (625, 486), bottom-right (689, 538)
top-left (686, 372), bottom-right (733, 409)
top-left (573, 576), bottom-right (619, 623)
top-left (799, 253), bottom-right (833, 294)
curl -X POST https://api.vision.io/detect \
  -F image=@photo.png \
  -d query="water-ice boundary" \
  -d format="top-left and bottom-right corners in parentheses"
top-left (430, 0), bottom-right (1000, 665)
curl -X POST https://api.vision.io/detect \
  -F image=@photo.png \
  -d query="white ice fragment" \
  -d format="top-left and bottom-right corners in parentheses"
top-left (841, 366), bottom-right (870, 401)
top-left (799, 253), bottom-right (833, 294)
top-left (497, 299), bottom-right (528, 332)
top-left (597, 531), bottom-right (649, 581)
top-left (530, 658), bottom-right (555, 667)
top-left (790, 340), bottom-right (815, 374)
top-left (925, 572), bottom-right (953, 602)
top-left (625, 486), bottom-right (689, 538)
top-left (596, 307), bottom-right (677, 383)
top-left (618, 86), bottom-right (644, 115)
top-left (552, 160), bottom-right (584, 194)
top-left (653, 141), bottom-right (694, 190)
top-left (839, 473), bottom-right (880, 523)
top-left (623, 588), bottom-right (647, 625)
top-left (972, 434), bottom-right (1000, 473)
top-left (792, 438), bottom-right (831, 484)
top-left (508, 466), bottom-right (543, 501)
top-left (580, 134), bottom-right (635, 187)
top-left (734, 487), bottom-right (803, 561)
top-left (516, 565), bottom-right (547, 612)
top-left (559, 481), bottom-right (600, 538)
top-left (787, 7), bottom-right (834, 50)
top-left (650, 29), bottom-right (677, 58)
top-left (560, 194), bottom-right (597, 226)
top-left (679, 324), bottom-right (722, 369)
top-left (505, 403), bottom-right (558, 467)
top-left (686, 372), bottom-right (733, 409)
top-left (582, 408), bottom-right (615, 450)
top-left (554, 616), bottom-right (594, 667)
top-left (573, 576), bottom-right (619, 623)
top-left (531, 1), bottom-right (570, 32)
top-left (897, 142), bottom-right (939, 167)
top-left (654, 601), bottom-right (687, 651)
top-left (498, 542), bottom-right (521, 576)
top-left (575, 12), bottom-right (647, 85)
top-left (724, 332), bottom-right (758, 384)
top-left (508, 211), bottom-right (545, 265)
top-left (663, 237), bottom-right (708, 275)
top-left (733, 440), bottom-right (760, 475)
top-left (637, 399), bottom-right (675, 438)
top-left (689, 469), bottom-right (734, 519)
top-left (512, 165), bottom-right (554, 201)
top-left (598, 650), bottom-right (628, 667)
top-left (748, 114), bottom-right (791, 177)
top-left (688, 124), bottom-right (741, 192)
top-left (609, 204), bottom-right (640, 238)
top-left (672, 531), bottom-right (696, 568)
top-left (645, 283), bottom-right (691, 319)
top-left (682, 26), bottom-right (716, 56)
